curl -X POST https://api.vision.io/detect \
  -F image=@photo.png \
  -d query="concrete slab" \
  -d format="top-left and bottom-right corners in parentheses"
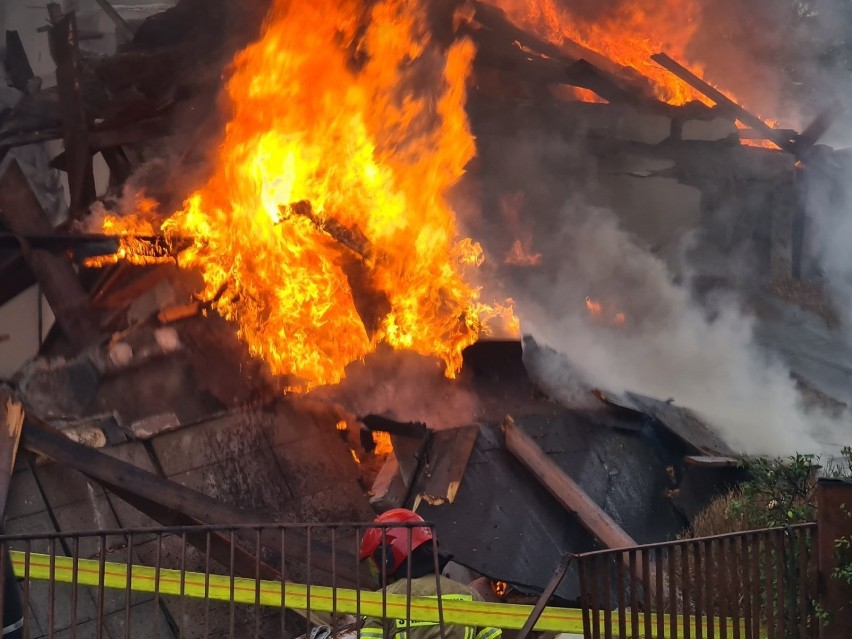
top-left (150, 424), bottom-right (219, 476)
top-left (271, 433), bottom-right (359, 499)
top-left (31, 463), bottom-right (106, 509)
top-left (103, 601), bottom-right (177, 639)
top-left (6, 469), bottom-right (47, 519)
top-left (50, 496), bottom-right (123, 559)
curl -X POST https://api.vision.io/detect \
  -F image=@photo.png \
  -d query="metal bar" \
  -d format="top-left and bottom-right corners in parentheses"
top-left (655, 547), bottom-right (664, 639)
top-left (579, 558), bottom-right (591, 638)
top-left (718, 539), bottom-right (728, 639)
top-left (669, 546), bottom-right (678, 639)
top-left (254, 529), bottom-right (261, 639)
top-left (430, 529), bottom-right (446, 639)
top-left (797, 529), bottom-right (808, 639)
top-left (281, 529), bottom-right (286, 639)
top-left (516, 554), bottom-right (572, 639)
top-left (229, 532), bottom-right (236, 639)
top-left (124, 534), bottom-right (133, 639)
top-left (181, 532), bottom-right (188, 639)
top-left (590, 555), bottom-right (601, 639)
top-left (731, 536), bottom-right (741, 639)
top-left (629, 550), bottom-right (638, 639)
top-left (603, 555), bottom-right (612, 639)
top-left (48, 538), bottom-right (55, 639)
top-left (705, 540), bottom-right (714, 639)
top-left (97, 536), bottom-right (106, 639)
top-left (153, 534), bottom-right (161, 639)
top-left (682, 543), bottom-right (691, 639)
top-left (306, 527), bottom-right (312, 639)
top-left (616, 552), bottom-right (626, 639)
top-left (642, 550), bottom-right (652, 638)
top-left (765, 533), bottom-right (775, 639)
top-left (22, 541), bottom-right (30, 639)
top-left (775, 531), bottom-right (785, 639)
top-left (695, 541), bottom-right (703, 639)
top-left (750, 533), bottom-right (760, 639)
top-left (205, 532), bottom-right (211, 639)
top-left (70, 537), bottom-right (78, 639)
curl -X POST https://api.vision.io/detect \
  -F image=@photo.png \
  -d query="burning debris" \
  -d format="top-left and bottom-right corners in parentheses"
top-left (0, 0), bottom-right (851, 635)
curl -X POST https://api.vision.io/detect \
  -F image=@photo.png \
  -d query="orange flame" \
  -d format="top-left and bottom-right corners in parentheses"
top-left (492, 0), bottom-right (786, 144)
top-left (585, 296), bottom-right (626, 326)
top-left (94, 0), bottom-right (509, 390)
top-left (372, 431), bottom-right (393, 456)
top-left (504, 239), bottom-right (542, 266)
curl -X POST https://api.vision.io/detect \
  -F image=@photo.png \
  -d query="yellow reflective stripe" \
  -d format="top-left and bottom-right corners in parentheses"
top-left (476, 627), bottom-right (501, 639)
top-left (360, 629), bottom-right (384, 639)
top-left (7, 551), bottom-right (746, 636)
top-left (464, 627), bottom-right (474, 639)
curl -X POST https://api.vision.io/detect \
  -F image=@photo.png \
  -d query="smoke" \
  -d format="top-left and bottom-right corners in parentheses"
top-left (308, 347), bottom-right (480, 429)
top-left (459, 113), bottom-right (849, 456)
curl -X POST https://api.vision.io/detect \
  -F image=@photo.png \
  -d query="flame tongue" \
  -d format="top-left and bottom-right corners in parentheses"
top-left (101, 0), bottom-right (494, 390)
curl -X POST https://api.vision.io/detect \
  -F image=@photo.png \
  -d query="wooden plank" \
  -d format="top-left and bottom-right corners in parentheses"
top-left (0, 389), bottom-right (24, 517)
top-left (412, 425), bottom-right (479, 508)
top-left (369, 454), bottom-right (407, 511)
top-left (20, 415), bottom-right (367, 587)
top-left (0, 160), bottom-right (100, 351)
top-left (684, 456), bottom-right (739, 467)
top-left (503, 415), bottom-right (636, 550)
top-left (91, 0), bottom-right (134, 41)
top-left (650, 53), bottom-right (795, 153)
top-left (47, 10), bottom-right (96, 217)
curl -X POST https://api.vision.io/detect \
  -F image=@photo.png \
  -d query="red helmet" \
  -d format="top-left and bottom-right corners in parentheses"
top-left (359, 509), bottom-right (434, 575)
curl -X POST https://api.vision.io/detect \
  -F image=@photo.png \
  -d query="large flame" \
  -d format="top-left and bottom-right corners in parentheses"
top-left (493, 0), bottom-right (709, 105)
top-left (96, 0), bottom-right (504, 390)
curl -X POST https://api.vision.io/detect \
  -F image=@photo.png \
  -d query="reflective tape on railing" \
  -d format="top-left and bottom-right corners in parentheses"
top-left (9, 551), bottom-right (758, 637)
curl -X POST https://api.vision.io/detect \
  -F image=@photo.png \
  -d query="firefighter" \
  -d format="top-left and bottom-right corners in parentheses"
top-left (358, 509), bottom-right (502, 639)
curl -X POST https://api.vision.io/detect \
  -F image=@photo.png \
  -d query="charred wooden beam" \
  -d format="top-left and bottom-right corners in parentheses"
top-left (651, 53), bottom-right (795, 153)
top-left (411, 425), bottom-right (478, 508)
top-left (21, 415), bottom-right (366, 587)
top-left (360, 415), bottom-right (429, 439)
top-left (794, 100), bottom-right (844, 154)
top-left (48, 10), bottom-right (96, 217)
top-left (5, 31), bottom-right (38, 94)
top-left (503, 415), bottom-right (636, 550)
top-left (0, 390), bottom-right (24, 518)
top-left (0, 161), bottom-right (100, 351)
top-left (0, 252), bottom-right (35, 308)
top-left (92, 0), bottom-right (134, 41)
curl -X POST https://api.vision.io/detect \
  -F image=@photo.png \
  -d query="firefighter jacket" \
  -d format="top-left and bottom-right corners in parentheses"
top-left (359, 575), bottom-right (502, 639)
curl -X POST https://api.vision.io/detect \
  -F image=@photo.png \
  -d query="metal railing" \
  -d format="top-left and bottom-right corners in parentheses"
top-left (575, 523), bottom-right (819, 639)
top-left (0, 521), bottom-right (461, 639)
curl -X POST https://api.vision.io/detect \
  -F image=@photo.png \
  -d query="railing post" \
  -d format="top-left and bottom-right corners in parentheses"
top-left (817, 478), bottom-right (852, 639)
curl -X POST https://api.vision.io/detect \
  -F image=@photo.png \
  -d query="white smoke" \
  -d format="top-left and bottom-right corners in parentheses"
top-left (507, 201), bottom-right (844, 455)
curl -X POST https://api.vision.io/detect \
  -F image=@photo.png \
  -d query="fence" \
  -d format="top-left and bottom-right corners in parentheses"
top-left (0, 521), bottom-right (824, 639)
top-left (0, 521), bottom-right (458, 639)
top-left (575, 523), bottom-right (819, 639)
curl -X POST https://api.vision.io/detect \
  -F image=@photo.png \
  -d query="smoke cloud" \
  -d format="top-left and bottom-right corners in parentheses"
top-left (461, 117), bottom-right (847, 456)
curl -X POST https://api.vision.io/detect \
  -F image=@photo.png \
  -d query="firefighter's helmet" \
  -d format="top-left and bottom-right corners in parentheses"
top-left (359, 508), bottom-right (433, 575)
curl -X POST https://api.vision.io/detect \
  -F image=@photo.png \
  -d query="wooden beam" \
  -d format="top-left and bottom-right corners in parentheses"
top-left (92, 0), bottom-right (134, 41)
top-left (502, 415), bottom-right (636, 550)
top-left (650, 53), bottom-right (795, 153)
top-left (21, 415), bottom-right (367, 587)
top-left (0, 160), bottom-right (100, 351)
top-left (412, 425), bottom-right (479, 508)
top-left (684, 455), bottom-right (740, 467)
top-left (48, 10), bottom-right (96, 217)
top-left (0, 389), bottom-right (24, 517)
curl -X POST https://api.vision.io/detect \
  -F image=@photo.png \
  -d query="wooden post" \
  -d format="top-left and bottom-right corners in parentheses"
top-left (818, 479), bottom-right (852, 639)
top-left (47, 8), bottom-right (96, 217)
top-left (503, 415), bottom-right (636, 550)
top-left (0, 161), bottom-right (100, 351)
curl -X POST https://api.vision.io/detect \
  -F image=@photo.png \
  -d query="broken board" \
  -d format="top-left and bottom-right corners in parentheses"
top-left (412, 425), bottom-right (479, 508)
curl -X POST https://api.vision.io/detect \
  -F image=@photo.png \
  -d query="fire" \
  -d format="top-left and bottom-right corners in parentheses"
top-left (493, 0), bottom-right (709, 105)
top-left (372, 431), bottom-right (393, 456)
top-left (585, 296), bottom-right (626, 326)
top-left (491, 0), bottom-right (788, 145)
top-left (93, 0), bottom-right (510, 390)
top-left (504, 239), bottom-right (542, 266)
